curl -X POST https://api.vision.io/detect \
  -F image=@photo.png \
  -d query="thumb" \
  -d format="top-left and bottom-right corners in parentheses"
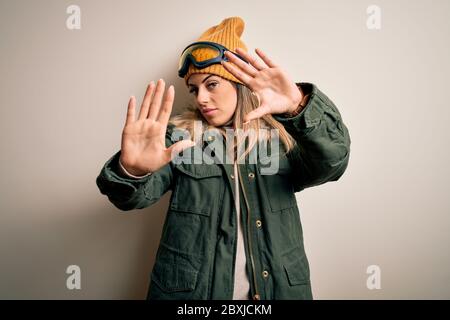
top-left (167, 140), bottom-right (196, 161)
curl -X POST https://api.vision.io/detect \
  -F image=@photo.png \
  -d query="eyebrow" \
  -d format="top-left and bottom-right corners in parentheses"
top-left (188, 74), bottom-right (216, 87)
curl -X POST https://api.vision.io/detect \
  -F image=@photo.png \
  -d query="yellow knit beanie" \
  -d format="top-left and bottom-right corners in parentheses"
top-left (183, 16), bottom-right (248, 85)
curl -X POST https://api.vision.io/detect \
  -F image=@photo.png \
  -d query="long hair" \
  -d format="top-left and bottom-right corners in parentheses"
top-left (169, 82), bottom-right (296, 162)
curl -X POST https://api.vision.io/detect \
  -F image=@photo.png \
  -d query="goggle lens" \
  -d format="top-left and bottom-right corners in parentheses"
top-left (178, 44), bottom-right (222, 71)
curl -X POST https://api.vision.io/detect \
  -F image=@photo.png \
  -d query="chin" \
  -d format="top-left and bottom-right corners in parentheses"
top-left (206, 118), bottom-right (222, 127)
top-left (202, 111), bottom-right (234, 127)
top-left (202, 115), bottom-right (220, 126)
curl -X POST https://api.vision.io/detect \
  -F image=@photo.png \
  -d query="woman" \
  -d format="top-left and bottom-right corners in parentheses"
top-left (96, 17), bottom-right (351, 300)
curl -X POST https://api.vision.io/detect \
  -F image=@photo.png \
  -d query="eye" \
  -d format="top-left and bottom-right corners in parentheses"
top-left (207, 82), bottom-right (218, 89)
top-left (189, 88), bottom-right (198, 95)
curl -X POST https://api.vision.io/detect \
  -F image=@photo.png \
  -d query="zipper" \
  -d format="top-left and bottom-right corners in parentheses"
top-left (237, 164), bottom-right (260, 300)
top-left (230, 162), bottom-right (239, 300)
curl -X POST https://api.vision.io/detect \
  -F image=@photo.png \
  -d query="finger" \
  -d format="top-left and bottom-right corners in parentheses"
top-left (148, 79), bottom-right (166, 120)
top-left (221, 60), bottom-right (253, 85)
top-left (235, 47), bottom-right (267, 71)
top-left (243, 105), bottom-right (271, 123)
top-left (167, 140), bottom-right (196, 161)
top-left (224, 50), bottom-right (258, 77)
top-left (157, 85), bottom-right (175, 125)
top-left (125, 96), bottom-right (136, 126)
top-left (255, 48), bottom-right (279, 68)
top-left (138, 81), bottom-right (155, 120)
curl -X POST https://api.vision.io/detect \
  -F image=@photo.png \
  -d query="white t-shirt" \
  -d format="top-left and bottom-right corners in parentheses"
top-left (232, 161), bottom-right (251, 300)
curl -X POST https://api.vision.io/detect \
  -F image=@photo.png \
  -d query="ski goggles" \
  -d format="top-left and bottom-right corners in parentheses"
top-left (178, 41), bottom-right (248, 78)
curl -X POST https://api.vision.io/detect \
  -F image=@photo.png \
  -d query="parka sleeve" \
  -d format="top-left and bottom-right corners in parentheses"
top-left (95, 126), bottom-right (175, 211)
top-left (273, 82), bottom-right (351, 192)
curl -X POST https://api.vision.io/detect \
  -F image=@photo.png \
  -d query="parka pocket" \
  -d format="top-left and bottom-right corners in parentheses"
top-left (150, 244), bottom-right (201, 295)
top-left (281, 245), bottom-right (310, 286)
top-left (259, 157), bottom-right (296, 212)
top-left (170, 163), bottom-right (223, 216)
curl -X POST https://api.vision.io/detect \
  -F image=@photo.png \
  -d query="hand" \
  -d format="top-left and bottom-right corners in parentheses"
top-left (222, 48), bottom-right (304, 123)
top-left (119, 79), bottom-right (195, 175)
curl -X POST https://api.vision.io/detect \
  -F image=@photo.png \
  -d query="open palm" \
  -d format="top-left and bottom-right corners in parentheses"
top-left (222, 47), bottom-right (304, 122)
top-left (120, 79), bottom-right (195, 175)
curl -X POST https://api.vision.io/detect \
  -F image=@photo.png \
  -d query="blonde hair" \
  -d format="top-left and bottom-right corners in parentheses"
top-left (170, 82), bottom-right (296, 162)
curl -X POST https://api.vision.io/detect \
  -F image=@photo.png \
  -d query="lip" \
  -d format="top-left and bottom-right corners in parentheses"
top-left (201, 108), bottom-right (218, 116)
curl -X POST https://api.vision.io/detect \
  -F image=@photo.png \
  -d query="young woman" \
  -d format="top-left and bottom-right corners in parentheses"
top-left (96, 17), bottom-right (351, 300)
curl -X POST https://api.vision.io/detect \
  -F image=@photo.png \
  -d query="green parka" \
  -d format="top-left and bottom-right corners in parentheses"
top-left (96, 82), bottom-right (351, 300)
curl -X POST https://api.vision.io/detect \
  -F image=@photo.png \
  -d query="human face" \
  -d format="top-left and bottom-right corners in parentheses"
top-left (187, 74), bottom-right (237, 126)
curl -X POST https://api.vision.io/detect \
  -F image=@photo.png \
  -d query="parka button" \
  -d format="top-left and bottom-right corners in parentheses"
top-left (248, 172), bottom-right (255, 179)
top-left (207, 135), bottom-right (215, 142)
top-left (230, 174), bottom-right (235, 179)
top-left (256, 220), bottom-right (262, 228)
top-left (262, 270), bottom-right (269, 278)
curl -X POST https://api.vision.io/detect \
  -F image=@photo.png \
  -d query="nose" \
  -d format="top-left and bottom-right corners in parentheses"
top-left (196, 87), bottom-right (210, 106)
